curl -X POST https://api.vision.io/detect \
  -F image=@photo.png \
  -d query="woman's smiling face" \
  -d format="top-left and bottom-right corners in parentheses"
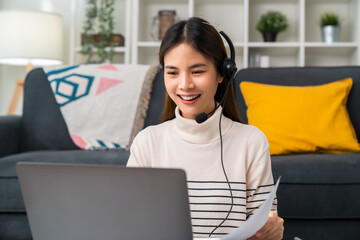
top-left (163, 43), bottom-right (223, 120)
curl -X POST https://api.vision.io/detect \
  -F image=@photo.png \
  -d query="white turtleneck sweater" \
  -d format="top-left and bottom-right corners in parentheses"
top-left (127, 106), bottom-right (277, 238)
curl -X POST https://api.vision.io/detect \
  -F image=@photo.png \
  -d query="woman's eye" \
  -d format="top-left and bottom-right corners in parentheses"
top-left (167, 71), bottom-right (178, 75)
top-left (193, 70), bottom-right (204, 75)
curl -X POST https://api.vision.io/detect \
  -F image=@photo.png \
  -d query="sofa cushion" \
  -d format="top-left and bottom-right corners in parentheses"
top-left (233, 67), bottom-right (360, 141)
top-left (271, 153), bottom-right (360, 183)
top-left (21, 68), bottom-right (78, 152)
top-left (271, 153), bottom-right (360, 218)
top-left (240, 78), bottom-right (360, 155)
top-left (283, 219), bottom-right (360, 240)
top-left (0, 115), bottom-right (22, 158)
top-left (0, 213), bottom-right (32, 240)
top-left (0, 150), bottom-right (130, 212)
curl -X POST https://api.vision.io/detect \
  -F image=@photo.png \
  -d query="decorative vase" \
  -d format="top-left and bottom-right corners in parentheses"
top-left (151, 10), bottom-right (177, 41)
top-left (262, 32), bottom-right (277, 42)
top-left (321, 25), bottom-right (340, 43)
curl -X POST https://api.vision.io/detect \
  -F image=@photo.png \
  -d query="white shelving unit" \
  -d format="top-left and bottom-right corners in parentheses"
top-left (130, 0), bottom-right (360, 68)
top-left (70, 0), bottom-right (131, 64)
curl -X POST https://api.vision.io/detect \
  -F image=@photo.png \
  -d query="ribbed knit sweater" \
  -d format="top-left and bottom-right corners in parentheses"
top-left (127, 106), bottom-right (277, 238)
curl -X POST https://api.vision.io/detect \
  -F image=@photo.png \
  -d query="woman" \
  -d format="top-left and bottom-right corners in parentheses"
top-left (127, 17), bottom-right (283, 239)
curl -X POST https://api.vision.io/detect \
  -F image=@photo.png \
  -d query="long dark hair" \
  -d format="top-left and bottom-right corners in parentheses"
top-left (159, 17), bottom-right (241, 123)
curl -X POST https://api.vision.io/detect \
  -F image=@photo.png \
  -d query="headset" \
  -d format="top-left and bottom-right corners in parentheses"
top-left (195, 31), bottom-right (237, 124)
top-left (194, 31), bottom-right (237, 237)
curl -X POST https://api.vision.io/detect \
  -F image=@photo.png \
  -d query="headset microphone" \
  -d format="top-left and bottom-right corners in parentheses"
top-left (195, 112), bottom-right (209, 124)
top-left (195, 31), bottom-right (237, 124)
top-left (195, 102), bottom-right (222, 124)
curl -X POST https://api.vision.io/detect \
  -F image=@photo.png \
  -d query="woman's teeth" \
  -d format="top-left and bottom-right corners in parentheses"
top-left (180, 95), bottom-right (200, 100)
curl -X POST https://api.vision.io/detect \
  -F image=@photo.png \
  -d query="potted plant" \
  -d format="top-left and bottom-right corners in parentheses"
top-left (320, 12), bottom-right (340, 43)
top-left (81, 0), bottom-right (97, 63)
top-left (81, 0), bottom-right (124, 63)
top-left (256, 11), bottom-right (289, 42)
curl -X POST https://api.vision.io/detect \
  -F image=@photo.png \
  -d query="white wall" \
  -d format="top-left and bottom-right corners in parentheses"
top-left (0, 0), bottom-right (74, 115)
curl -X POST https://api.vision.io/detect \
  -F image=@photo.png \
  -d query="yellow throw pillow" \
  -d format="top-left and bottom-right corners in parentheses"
top-left (240, 78), bottom-right (360, 155)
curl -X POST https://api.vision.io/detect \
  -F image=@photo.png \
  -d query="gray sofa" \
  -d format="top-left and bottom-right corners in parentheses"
top-left (0, 66), bottom-right (359, 240)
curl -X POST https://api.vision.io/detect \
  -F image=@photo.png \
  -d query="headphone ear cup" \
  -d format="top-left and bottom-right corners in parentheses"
top-left (221, 57), bottom-right (235, 80)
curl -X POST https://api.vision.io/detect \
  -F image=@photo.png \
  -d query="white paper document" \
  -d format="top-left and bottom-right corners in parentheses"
top-left (220, 177), bottom-right (280, 240)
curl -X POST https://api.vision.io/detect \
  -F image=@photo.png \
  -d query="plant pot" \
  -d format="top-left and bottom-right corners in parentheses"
top-left (321, 25), bottom-right (340, 43)
top-left (262, 32), bottom-right (277, 42)
top-left (81, 33), bottom-right (125, 47)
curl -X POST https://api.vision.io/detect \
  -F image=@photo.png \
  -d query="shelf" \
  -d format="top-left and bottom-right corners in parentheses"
top-left (75, 46), bottom-right (126, 53)
top-left (304, 42), bottom-right (358, 47)
top-left (248, 42), bottom-right (300, 47)
top-left (137, 41), bottom-right (162, 47)
top-left (69, 0), bottom-right (359, 67)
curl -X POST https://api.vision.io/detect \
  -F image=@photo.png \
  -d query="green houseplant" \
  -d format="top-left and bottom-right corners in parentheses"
top-left (256, 11), bottom-right (289, 42)
top-left (81, 0), bottom-right (97, 63)
top-left (320, 12), bottom-right (340, 43)
top-left (81, 0), bottom-right (116, 63)
top-left (320, 12), bottom-right (339, 27)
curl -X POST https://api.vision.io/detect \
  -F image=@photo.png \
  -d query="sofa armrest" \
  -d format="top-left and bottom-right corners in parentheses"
top-left (0, 115), bottom-right (22, 157)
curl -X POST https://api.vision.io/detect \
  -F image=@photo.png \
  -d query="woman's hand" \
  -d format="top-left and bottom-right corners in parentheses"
top-left (247, 211), bottom-right (284, 240)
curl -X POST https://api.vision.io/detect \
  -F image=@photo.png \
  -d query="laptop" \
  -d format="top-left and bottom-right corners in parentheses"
top-left (16, 162), bottom-right (193, 240)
